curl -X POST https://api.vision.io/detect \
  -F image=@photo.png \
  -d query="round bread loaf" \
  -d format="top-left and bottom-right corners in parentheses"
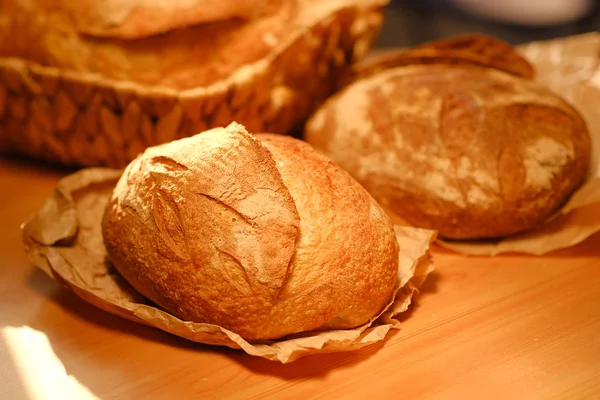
top-left (305, 64), bottom-right (591, 239)
top-left (102, 122), bottom-right (398, 340)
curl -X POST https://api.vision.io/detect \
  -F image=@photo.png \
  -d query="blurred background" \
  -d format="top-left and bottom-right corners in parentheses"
top-left (375, 0), bottom-right (600, 48)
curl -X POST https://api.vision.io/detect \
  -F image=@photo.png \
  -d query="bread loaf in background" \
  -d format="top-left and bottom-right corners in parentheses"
top-left (0, 0), bottom-right (295, 89)
top-left (305, 36), bottom-right (591, 240)
top-left (0, 0), bottom-right (387, 167)
top-left (102, 122), bottom-right (398, 340)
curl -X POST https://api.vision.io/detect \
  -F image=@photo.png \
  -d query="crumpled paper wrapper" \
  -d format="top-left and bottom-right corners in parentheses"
top-left (21, 168), bottom-right (436, 363)
top-left (439, 33), bottom-right (600, 256)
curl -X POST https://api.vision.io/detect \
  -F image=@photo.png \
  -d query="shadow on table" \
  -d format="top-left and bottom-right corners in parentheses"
top-left (226, 270), bottom-right (441, 379)
top-left (431, 231), bottom-right (600, 259)
top-left (543, 231), bottom-right (600, 258)
top-left (19, 262), bottom-right (440, 387)
top-left (227, 330), bottom-right (399, 380)
top-left (24, 268), bottom-right (232, 358)
top-left (395, 270), bottom-right (440, 323)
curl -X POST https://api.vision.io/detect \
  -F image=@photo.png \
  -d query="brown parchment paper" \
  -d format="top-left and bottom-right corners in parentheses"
top-left (21, 168), bottom-right (436, 363)
top-left (439, 33), bottom-right (600, 255)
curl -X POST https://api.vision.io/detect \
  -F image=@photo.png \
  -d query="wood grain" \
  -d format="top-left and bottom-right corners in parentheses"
top-left (1, 155), bottom-right (599, 400)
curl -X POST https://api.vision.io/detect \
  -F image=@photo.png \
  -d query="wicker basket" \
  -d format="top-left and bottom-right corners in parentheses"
top-left (0, 3), bottom-right (384, 167)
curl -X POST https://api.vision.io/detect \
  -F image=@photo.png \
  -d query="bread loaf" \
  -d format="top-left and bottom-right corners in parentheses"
top-left (101, 122), bottom-right (398, 340)
top-left (0, 0), bottom-right (296, 89)
top-left (305, 37), bottom-right (591, 240)
top-left (0, 0), bottom-right (387, 167)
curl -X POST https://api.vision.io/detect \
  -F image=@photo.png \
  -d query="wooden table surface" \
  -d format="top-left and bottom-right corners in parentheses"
top-left (1, 155), bottom-right (600, 400)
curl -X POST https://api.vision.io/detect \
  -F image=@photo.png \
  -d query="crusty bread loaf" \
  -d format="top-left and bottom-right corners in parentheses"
top-left (305, 61), bottom-right (591, 239)
top-left (101, 122), bottom-right (398, 340)
top-left (0, 0), bottom-right (294, 89)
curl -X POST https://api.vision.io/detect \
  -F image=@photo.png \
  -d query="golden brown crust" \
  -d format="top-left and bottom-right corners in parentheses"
top-left (305, 64), bottom-right (591, 239)
top-left (0, 0), bottom-right (387, 90)
top-left (55, 0), bottom-right (278, 39)
top-left (0, 0), bottom-right (295, 89)
top-left (4, 0), bottom-right (286, 39)
top-left (102, 123), bottom-right (398, 340)
top-left (256, 133), bottom-right (398, 334)
top-left (102, 123), bottom-right (301, 338)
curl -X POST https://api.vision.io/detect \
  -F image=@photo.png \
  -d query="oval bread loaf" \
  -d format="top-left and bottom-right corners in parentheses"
top-left (102, 122), bottom-right (398, 340)
top-left (0, 0), bottom-right (293, 89)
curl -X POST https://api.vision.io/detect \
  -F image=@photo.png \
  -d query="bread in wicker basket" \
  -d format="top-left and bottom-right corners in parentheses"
top-left (0, 0), bottom-right (386, 167)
